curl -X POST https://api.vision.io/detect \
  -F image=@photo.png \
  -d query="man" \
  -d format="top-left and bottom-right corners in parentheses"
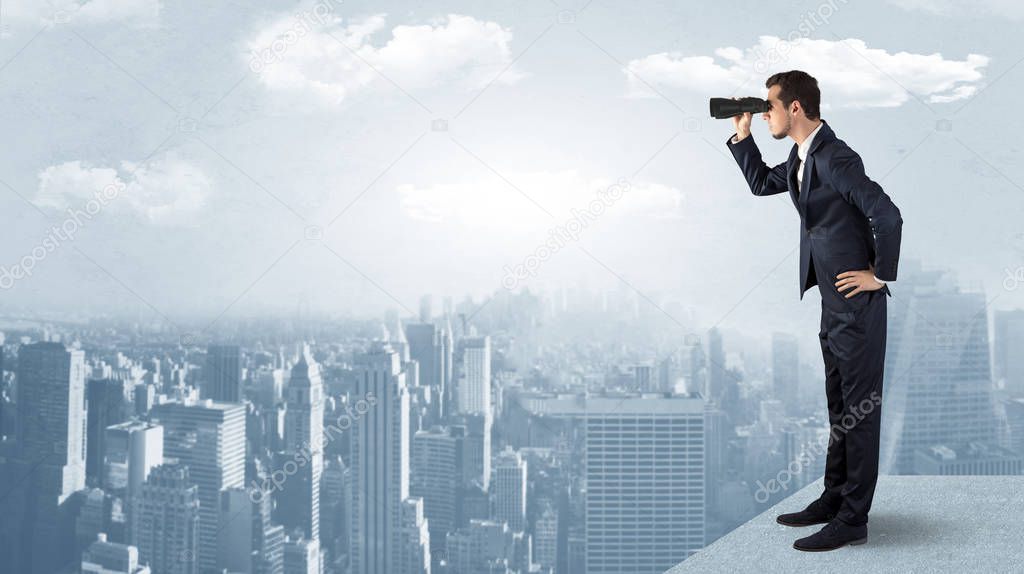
top-left (725, 70), bottom-right (903, 551)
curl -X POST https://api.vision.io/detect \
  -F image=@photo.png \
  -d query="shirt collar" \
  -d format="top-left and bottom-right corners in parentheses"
top-left (797, 120), bottom-right (824, 162)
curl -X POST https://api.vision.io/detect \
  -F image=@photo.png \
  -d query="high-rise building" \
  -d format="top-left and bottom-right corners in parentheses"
top-left (534, 501), bottom-right (558, 572)
top-left (277, 344), bottom-right (324, 541)
top-left (492, 446), bottom-right (527, 532)
top-left (131, 464), bottom-right (200, 574)
top-left (453, 412), bottom-right (492, 491)
top-left (633, 364), bottom-right (655, 392)
top-left (0, 342), bottom-right (87, 573)
top-left (398, 497), bottom-right (431, 574)
top-left (880, 263), bottom-right (1001, 474)
top-left (583, 393), bottom-right (705, 574)
top-left (411, 425), bottom-right (465, 565)
top-left (151, 399), bottom-right (246, 572)
top-left (350, 342), bottom-right (411, 574)
top-left (204, 344), bottom-right (243, 403)
top-left (86, 378), bottom-right (129, 484)
top-left (458, 336), bottom-right (491, 416)
top-left (103, 421), bottom-right (164, 501)
top-left (994, 310), bottom-right (1024, 397)
top-left (407, 323), bottom-right (447, 418)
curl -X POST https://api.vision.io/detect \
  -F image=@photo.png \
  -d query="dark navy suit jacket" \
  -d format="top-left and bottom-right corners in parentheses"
top-left (726, 120), bottom-right (903, 302)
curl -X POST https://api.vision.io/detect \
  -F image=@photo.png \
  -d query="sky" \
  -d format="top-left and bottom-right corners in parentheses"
top-left (1, 0), bottom-right (1022, 341)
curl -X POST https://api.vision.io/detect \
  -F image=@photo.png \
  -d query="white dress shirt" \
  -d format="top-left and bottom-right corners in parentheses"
top-left (731, 122), bottom-right (889, 285)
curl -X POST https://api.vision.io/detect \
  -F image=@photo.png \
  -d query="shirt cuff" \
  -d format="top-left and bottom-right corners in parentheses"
top-left (873, 275), bottom-right (888, 285)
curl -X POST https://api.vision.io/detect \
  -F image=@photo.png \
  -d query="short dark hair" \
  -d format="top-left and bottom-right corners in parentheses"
top-left (765, 70), bottom-right (820, 120)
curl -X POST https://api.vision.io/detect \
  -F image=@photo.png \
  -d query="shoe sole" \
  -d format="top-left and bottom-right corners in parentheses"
top-left (793, 537), bottom-right (867, 552)
top-left (776, 516), bottom-right (834, 527)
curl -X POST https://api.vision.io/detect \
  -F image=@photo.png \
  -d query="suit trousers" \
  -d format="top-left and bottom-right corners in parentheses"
top-left (816, 283), bottom-right (887, 527)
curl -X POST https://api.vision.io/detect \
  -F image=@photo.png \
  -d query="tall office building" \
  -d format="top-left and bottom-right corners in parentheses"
top-left (411, 425), bottom-right (465, 565)
top-left (442, 317), bottom-right (454, 415)
top-left (407, 324), bottom-right (442, 387)
top-left (86, 378), bottom-right (129, 484)
top-left (103, 421), bottom-right (164, 500)
top-left (492, 446), bottom-right (527, 532)
top-left (350, 342), bottom-right (411, 574)
top-left (880, 263), bottom-right (1001, 474)
top-left (584, 393), bottom-right (705, 574)
top-left (534, 501), bottom-right (558, 572)
top-left (994, 310), bottom-right (1024, 397)
top-left (397, 497), bottom-right (431, 574)
top-left (633, 364), bottom-right (655, 392)
top-left (0, 342), bottom-right (87, 573)
top-left (131, 464), bottom-right (200, 574)
top-left (204, 344), bottom-right (243, 403)
top-left (771, 333), bottom-right (799, 415)
top-left (453, 412), bottom-right (492, 491)
top-left (458, 335), bottom-right (491, 415)
top-left (278, 344), bottom-right (324, 541)
top-left (151, 399), bottom-right (246, 572)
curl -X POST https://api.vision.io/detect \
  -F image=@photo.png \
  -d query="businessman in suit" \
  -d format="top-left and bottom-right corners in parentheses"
top-left (725, 70), bottom-right (903, 551)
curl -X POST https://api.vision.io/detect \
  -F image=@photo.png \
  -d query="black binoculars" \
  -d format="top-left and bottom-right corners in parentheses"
top-left (709, 97), bottom-right (770, 119)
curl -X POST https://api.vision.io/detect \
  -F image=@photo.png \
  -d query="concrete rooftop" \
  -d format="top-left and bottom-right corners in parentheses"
top-left (667, 475), bottom-right (1024, 574)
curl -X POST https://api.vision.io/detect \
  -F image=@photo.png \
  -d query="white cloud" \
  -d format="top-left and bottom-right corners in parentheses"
top-left (2, 0), bottom-right (160, 26)
top-left (35, 154), bottom-right (209, 225)
top-left (397, 171), bottom-right (684, 226)
top-left (888, 0), bottom-right (1024, 20)
top-left (625, 36), bottom-right (989, 108)
top-left (247, 12), bottom-right (524, 104)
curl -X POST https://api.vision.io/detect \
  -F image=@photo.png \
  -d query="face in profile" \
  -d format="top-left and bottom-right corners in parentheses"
top-left (763, 85), bottom-right (792, 140)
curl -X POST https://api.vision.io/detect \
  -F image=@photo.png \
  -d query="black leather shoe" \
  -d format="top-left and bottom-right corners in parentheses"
top-left (793, 518), bottom-right (867, 551)
top-left (776, 497), bottom-right (838, 527)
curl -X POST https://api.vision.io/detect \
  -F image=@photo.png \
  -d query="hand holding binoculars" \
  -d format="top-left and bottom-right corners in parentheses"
top-left (709, 97), bottom-right (770, 119)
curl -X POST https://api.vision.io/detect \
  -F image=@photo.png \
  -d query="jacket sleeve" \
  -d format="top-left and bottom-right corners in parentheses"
top-left (725, 133), bottom-right (789, 197)
top-left (827, 145), bottom-right (903, 281)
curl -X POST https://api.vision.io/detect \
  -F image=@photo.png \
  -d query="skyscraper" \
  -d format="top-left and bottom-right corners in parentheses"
top-left (131, 463), bottom-right (200, 574)
top-left (492, 446), bottom-right (527, 532)
top-left (350, 342), bottom-right (410, 574)
top-left (880, 264), bottom-right (1001, 474)
top-left (994, 309), bottom-right (1024, 397)
top-left (458, 335), bottom-right (491, 416)
top-left (204, 344), bottom-right (243, 403)
top-left (0, 342), bottom-right (87, 573)
top-left (151, 399), bottom-right (246, 572)
top-left (277, 344), bottom-right (324, 541)
top-left (407, 323), bottom-right (447, 418)
top-left (584, 393), bottom-right (705, 574)
top-left (86, 378), bottom-right (129, 484)
top-left (411, 425), bottom-right (465, 566)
